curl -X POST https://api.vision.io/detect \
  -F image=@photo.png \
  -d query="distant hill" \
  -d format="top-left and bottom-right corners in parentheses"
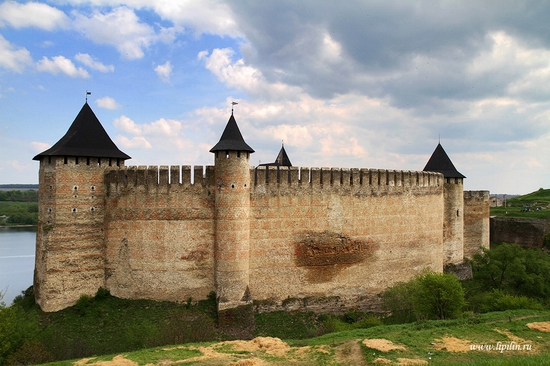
top-left (491, 188), bottom-right (550, 219)
top-left (0, 184), bottom-right (38, 191)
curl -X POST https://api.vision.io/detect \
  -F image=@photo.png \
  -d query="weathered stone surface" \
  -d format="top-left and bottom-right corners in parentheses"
top-left (490, 217), bottom-right (550, 248)
top-left (35, 160), bottom-right (490, 314)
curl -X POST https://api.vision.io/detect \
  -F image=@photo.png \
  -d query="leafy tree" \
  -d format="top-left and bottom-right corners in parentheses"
top-left (470, 243), bottom-right (550, 300)
top-left (413, 271), bottom-right (465, 320)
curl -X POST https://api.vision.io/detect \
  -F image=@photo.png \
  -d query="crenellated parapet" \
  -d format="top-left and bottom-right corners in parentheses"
top-left (252, 165), bottom-right (442, 196)
top-left (105, 165), bottom-right (215, 195)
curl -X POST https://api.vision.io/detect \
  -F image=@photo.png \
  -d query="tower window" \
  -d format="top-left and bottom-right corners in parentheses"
top-left (72, 208), bottom-right (77, 213)
top-left (237, 151), bottom-right (241, 158)
top-left (225, 151), bottom-right (229, 159)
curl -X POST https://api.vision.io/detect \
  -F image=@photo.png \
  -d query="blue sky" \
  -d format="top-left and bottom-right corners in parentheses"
top-left (1, 0), bottom-right (549, 194)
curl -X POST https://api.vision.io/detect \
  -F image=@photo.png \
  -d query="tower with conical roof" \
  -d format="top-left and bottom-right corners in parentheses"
top-left (210, 113), bottom-right (254, 320)
top-left (259, 144), bottom-right (292, 167)
top-left (423, 143), bottom-right (465, 265)
top-left (33, 102), bottom-right (130, 312)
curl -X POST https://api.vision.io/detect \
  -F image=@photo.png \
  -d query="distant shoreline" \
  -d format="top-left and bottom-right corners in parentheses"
top-left (0, 225), bottom-right (37, 229)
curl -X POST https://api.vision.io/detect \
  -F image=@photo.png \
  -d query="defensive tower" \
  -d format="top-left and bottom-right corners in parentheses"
top-left (209, 113), bottom-right (255, 312)
top-left (424, 143), bottom-right (465, 264)
top-left (33, 103), bottom-right (130, 312)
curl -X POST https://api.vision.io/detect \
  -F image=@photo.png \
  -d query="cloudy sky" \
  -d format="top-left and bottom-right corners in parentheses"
top-left (1, 0), bottom-right (549, 194)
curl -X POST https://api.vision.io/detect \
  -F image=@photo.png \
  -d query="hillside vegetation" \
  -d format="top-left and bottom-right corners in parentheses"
top-left (0, 190), bottom-right (38, 226)
top-left (39, 309), bottom-right (550, 365)
top-left (1, 243), bottom-right (549, 365)
top-left (491, 188), bottom-right (550, 219)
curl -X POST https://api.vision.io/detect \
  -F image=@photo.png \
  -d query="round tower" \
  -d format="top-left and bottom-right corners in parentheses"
top-left (33, 102), bottom-right (130, 312)
top-left (210, 113), bottom-right (254, 311)
top-left (424, 143), bottom-right (465, 265)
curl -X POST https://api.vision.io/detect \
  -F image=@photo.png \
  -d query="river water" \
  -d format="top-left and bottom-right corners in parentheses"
top-left (0, 227), bottom-right (36, 306)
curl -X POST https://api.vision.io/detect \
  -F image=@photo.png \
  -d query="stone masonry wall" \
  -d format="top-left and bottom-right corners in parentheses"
top-left (103, 165), bottom-right (216, 303)
top-left (463, 190), bottom-right (490, 258)
top-left (35, 156), bottom-right (123, 312)
top-left (100, 165), bottom-right (445, 313)
top-left (249, 166), bottom-right (444, 312)
top-left (490, 217), bottom-right (550, 248)
top-left (443, 181), bottom-right (464, 264)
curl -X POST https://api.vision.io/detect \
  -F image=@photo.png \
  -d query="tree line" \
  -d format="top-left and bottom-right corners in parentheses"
top-left (0, 190), bottom-right (38, 226)
top-left (0, 190), bottom-right (38, 202)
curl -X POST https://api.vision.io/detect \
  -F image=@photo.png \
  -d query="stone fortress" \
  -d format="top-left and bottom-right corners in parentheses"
top-left (33, 103), bottom-right (490, 315)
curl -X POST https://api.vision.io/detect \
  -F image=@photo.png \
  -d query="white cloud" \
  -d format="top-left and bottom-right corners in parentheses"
top-left (154, 61), bottom-right (172, 83)
top-left (75, 53), bottom-right (114, 72)
top-left (30, 141), bottom-right (50, 153)
top-left (72, 6), bottom-right (176, 60)
top-left (0, 1), bottom-right (68, 30)
top-left (116, 136), bottom-right (152, 149)
top-left (36, 56), bottom-right (90, 78)
top-left (199, 48), bottom-right (261, 92)
top-left (0, 34), bottom-right (33, 73)
top-left (114, 115), bottom-right (182, 136)
top-left (114, 115), bottom-right (142, 135)
top-left (96, 97), bottom-right (121, 110)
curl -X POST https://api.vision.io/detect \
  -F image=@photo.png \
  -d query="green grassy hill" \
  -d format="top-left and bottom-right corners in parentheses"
top-left (491, 188), bottom-right (550, 219)
top-left (40, 309), bottom-right (550, 366)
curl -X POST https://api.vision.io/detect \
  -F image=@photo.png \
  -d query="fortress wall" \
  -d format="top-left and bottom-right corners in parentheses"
top-left (249, 166), bottom-right (444, 312)
top-left (463, 190), bottom-right (490, 258)
top-left (103, 165), bottom-right (216, 303)
top-left (35, 156), bottom-right (122, 312)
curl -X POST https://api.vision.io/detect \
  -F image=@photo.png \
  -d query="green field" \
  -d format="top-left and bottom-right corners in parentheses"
top-left (491, 188), bottom-right (550, 219)
top-left (38, 309), bottom-right (550, 365)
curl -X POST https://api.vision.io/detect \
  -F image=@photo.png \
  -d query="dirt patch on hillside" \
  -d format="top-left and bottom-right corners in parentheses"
top-left (73, 355), bottom-right (137, 366)
top-left (527, 321), bottom-right (550, 332)
top-left (432, 337), bottom-right (471, 353)
top-left (362, 339), bottom-right (407, 352)
top-left (222, 336), bottom-right (291, 356)
top-left (494, 328), bottom-right (527, 343)
top-left (334, 340), bottom-right (364, 364)
top-left (396, 358), bottom-right (429, 365)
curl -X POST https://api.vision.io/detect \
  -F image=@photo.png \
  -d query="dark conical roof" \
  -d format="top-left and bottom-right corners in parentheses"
top-left (259, 144), bottom-right (292, 167)
top-left (33, 103), bottom-right (130, 161)
top-left (423, 143), bottom-right (465, 178)
top-left (209, 114), bottom-right (254, 153)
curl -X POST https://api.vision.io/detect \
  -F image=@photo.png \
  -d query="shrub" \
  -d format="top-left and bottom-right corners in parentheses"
top-left (73, 294), bottom-right (93, 316)
top-left (413, 271), bottom-right (465, 320)
top-left (0, 293), bottom-right (40, 365)
top-left (382, 279), bottom-right (417, 323)
top-left (383, 271), bottom-right (465, 322)
top-left (94, 287), bottom-right (111, 300)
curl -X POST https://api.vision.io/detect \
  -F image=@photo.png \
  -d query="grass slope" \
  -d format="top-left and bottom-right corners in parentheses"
top-left (38, 309), bottom-right (550, 366)
top-left (491, 188), bottom-right (550, 219)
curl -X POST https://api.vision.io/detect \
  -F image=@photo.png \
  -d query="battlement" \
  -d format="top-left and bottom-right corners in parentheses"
top-left (253, 166), bottom-right (442, 194)
top-left (38, 155), bottom-right (125, 167)
top-left (104, 165), bottom-right (443, 196)
top-left (464, 190), bottom-right (490, 200)
top-left (105, 165), bottom-right (215, 195)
